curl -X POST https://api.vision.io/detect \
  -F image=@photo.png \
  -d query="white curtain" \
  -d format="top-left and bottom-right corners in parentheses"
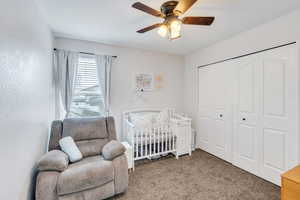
top-left (95, 55), bottom-right (112, 117)
top-left (53, 49), bottom-right (79, 119)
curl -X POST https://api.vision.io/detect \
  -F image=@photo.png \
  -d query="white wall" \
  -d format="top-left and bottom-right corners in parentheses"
top-left (0, 0), bottom-right (53, 200)
top-left (184, 9), bottom-right (300, 131)
top-left (54, 37), bottom-right (185, 139)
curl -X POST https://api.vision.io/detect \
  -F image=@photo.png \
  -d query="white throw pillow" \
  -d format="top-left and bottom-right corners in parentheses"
top-left (130, 113), bottom-right (153, 129)
top-left (132, 116), bottom-right (152, 129)
top-left (59, 136), bottom-right (83, 163)
top-left (156, 109), bottom-right (169, 124)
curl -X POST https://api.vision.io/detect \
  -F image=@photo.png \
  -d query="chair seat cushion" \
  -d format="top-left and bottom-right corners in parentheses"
top-left (57, 156), bottom-right (114, 195)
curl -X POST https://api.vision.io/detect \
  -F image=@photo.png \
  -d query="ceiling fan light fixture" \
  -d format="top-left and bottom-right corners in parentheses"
top-left (157, 24), bottom-right (168, 38)
top-left (169, 18), bottom-right (182, 40)
top-left (157, 18), bottom-right (182, 40)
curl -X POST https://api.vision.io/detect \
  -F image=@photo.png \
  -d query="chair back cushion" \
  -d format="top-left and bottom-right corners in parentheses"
top-left (62, 118), bottom-right (108, 140)
top-left (48, 117), bottom-right (117, 157)
top-left (63, 118), bottom-right (108, 157)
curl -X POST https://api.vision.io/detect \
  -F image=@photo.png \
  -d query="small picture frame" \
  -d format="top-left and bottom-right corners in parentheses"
top-left (135, 73), bottom-right (154, 92)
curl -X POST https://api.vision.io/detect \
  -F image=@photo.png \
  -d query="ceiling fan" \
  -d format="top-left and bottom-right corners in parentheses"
top-left (132, 0), bottom-right (215, 40)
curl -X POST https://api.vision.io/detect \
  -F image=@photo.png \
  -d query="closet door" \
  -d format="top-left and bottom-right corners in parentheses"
top-left (198, 62), bottom-right (234, 162)
top-left (258, 45), bottom-right (298, 185)
top-left (233, 44), bottom-right (298, 185)
top-left (211, 63), bottom-right (234, 162)
top-left (197, 67), bottom-right (213, 153)
top-left (233, 55), bottom-right (260, 175)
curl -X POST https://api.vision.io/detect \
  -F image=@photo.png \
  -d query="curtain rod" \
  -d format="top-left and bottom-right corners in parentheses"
top-left (53, 48), bottom-right (117, 58)
top-left (197, 41), bottom-right (296, 68)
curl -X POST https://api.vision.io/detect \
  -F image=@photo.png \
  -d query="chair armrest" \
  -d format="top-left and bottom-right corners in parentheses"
top-left (37, 150), bottom-right (69, 172)
top-left (102, 140), bottom-right (126, 161)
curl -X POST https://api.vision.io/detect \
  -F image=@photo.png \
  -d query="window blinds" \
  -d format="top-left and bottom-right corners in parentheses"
top-left (74, 55), bottom-right (98, 92)
top-left (70, 55), bottom-right (104, 118)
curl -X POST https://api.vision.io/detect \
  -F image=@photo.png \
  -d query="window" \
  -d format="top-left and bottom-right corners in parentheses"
top-left (69, 54), bottom-right (105, 118)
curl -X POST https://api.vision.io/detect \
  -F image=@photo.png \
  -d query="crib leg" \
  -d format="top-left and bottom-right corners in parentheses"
top-left (176, 152), bottom-right (179, 159)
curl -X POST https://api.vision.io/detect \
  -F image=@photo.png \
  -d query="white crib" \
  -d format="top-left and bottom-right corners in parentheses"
top-left (123, 108), bottom-right (192, 169)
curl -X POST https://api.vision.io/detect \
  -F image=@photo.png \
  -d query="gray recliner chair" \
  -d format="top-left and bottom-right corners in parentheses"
top-left (36, 117), bottom-right (128, 200)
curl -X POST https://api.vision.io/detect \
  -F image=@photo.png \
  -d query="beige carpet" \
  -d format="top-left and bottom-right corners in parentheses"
top-left (112, 150), bottom-right (280, 200)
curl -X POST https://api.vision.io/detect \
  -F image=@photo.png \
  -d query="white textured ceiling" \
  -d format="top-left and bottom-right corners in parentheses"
top-left (37, 0), bottom-right (300, 55)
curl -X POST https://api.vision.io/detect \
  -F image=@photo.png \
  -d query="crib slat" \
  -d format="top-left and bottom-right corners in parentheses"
top-left (140, 129), bottom-right (142, 158)
top-left (166, 124), bottom-right (170, 151)
top-left (156, 126), bottom-right (158, 154)
top-left (163, 125), bottom-right (165, 153)
top-left (166, 125), bottom-right (168, 152)
top-left (157, 126), bottom-right (160, 154)
top-left (160, 126), bottom-right (163, 153)
top-left (161, 126), bottom-right (163, 151)
top-left (153, 127), bottom-right (157, 154)
top-left (162, 125), bottom-right (164, 152)
top-left (171, 126), bottom-right (173, 151)
top-left (157, 126), bottom-right (160, 153)
top-left (142, 130), bottom-right (144, 157)
top-left (164, 125), bottom-right (166, 152)
top-left (148, 128), bottom-right (153, 157)
top-left (166, 126), bottom-right (168, 151)
top-left (159, 126), bottom-right (165, 153)
top-left (143, 129), bottom-right (146, 157)
top-left (170, 126), bottom-right (172, 151)
top-left (141, 130), bottom-right (145, 157)
top-left (139, 130), bottom-right (141, 158)
top-left (149, 128), bottom-right (151, 156)
top-left (144, 130), bottom-right (146, 157)
top-left (173, 126), bottom-right (175, 151)
top-left (157, 127), bottom-right (159, 154)
top-left (165, 125), bottom-right (167, 152)
top-left (142, 130), bottom-right (144, 158)
top-left (144, 129), bottom-right (146, 157)
top-left (145, 128), bottom-right (148, 157)
top-left (135, 130), bottom-right (137, 158)
top-left (135, 130), bottom-right (138, 158)
top-left (169, 126), bottom-right (171, 151)
top-left (163, 125), bottom-right (166, 152)
top-left (166, 126), bottom-right (169, 151)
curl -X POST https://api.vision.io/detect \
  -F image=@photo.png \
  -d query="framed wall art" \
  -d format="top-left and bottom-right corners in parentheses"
top-left (135, 73), bottom-right (154, 92)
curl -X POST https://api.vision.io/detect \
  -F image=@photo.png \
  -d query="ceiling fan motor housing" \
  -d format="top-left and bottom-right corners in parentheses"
top-left (161, 1), bottom-right (179, 17)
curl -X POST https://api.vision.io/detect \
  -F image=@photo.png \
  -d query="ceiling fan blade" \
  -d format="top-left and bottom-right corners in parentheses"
top-left (132, 2), bottom-right (163, 17)
top-left (182, 16), bottom-right (215, 25)
top-left (137, 23), bottom-right (162, 33)
top-left (174, 0), bottom-right (198, 15)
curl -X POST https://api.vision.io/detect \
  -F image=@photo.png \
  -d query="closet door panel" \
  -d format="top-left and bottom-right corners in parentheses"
top-left (263, 60), bottom-right (286, 116)
top-left (210, 64), bottom-right (233, 161)
top-left (239, 62), bottom-right (255, 113)
top-left (197, 116), bottom-right (211, 151)
top-left (234, 56), bottom-right (260, 174)
top-left (238, 125), bottom-right (255, 160)
top-left (259, 45), bottom-right (298, 185)
top-left (214, 117), bottom-right (226, 159)
top-left (263, 129), bottom-right (285, 171)
top-left (197, 67), bottom-right (214, 152)
top-left (197, 62), bottom-right (233, 162)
